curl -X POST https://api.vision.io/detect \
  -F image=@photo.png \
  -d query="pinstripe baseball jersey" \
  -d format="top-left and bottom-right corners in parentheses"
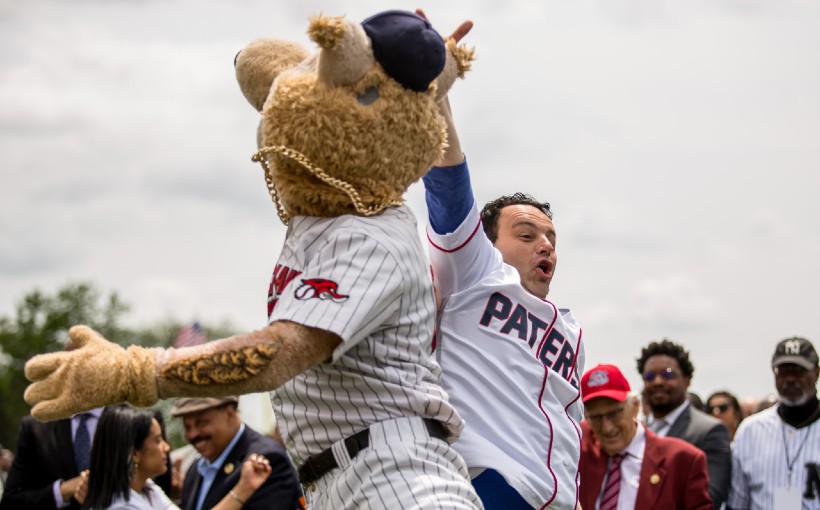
top-left (265, 205), bottom-right (464, 468)
top-left (729, 405), bottom-right (820, 509)
top-left (427, 200), bottom-right (585, 510)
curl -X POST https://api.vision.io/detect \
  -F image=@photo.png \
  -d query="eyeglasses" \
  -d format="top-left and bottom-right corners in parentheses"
top-left (774, 365), bottom-right (809, 377)
top-left (643, 368), bottom-right (680, 382)
top-left (586, 406), bottom-right (626, 426)
top-left (706, 403), bottom-right (730, 415)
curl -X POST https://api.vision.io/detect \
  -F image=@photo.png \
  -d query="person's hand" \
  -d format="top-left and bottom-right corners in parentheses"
top-left (59, 473), bottom-right (85, 502)
top-left (24, 325), bottom-right (159, 421)
top-left (171, 458), bottom-right (184, 501)
top-left (232, 453), bottom-right (272, 502)
top-left (241, 453), bottom-right (272, 490)
top-left (415, 9), bottom-right (472, 43)
top-left (413, 9), bottom-right (473, 167)
top-left (74, 470), bottom-right (89, 504)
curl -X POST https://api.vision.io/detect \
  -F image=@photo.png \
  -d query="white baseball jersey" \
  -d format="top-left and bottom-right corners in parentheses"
top-left (265, 205), bottom-right (464, 465)
top-left (428, 204), bottom-right (585, 510)
top-left (729, 405), bottom-right (820, 510)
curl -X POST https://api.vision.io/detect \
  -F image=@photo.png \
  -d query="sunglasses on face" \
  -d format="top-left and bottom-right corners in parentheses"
top-left (643, 367), bottom-right (680, 382)
top-left (707, 403), bottom-right (730, 414)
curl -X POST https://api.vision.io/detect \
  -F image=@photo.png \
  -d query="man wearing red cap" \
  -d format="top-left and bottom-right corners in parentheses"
top-left (579, 364), bottom-right (712, 510)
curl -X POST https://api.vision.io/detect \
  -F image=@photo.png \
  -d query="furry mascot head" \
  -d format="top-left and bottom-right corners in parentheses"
top-left (236, 10), bottom-right (472, 222)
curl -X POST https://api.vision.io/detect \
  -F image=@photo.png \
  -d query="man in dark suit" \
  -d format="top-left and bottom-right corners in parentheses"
top-left (171, 396), bottom-right (303, 510)
top-left (0, 407), bottom-right (102, 510)
top-left (580, 364), bottom-right (712, 510)
top-left (637, 339), bottom-right (731, 509)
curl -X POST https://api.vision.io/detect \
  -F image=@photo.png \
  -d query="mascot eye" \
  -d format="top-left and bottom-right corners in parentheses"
top-left (356, 86), bottom-right (379, 106)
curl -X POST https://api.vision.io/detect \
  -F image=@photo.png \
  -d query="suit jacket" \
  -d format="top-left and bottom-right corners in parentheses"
top-left (181, 425), bottom-right (302, 510)
top-left (667, 405), bottom-right (732, 509)
top-left (580, 422), bottom-right (712, 510)
top-left (0, 416), bottom-right (83, 510)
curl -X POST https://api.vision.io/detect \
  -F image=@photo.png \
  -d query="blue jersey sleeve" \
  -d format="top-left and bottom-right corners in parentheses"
top-left (422, 158), bottom-right (475, 235)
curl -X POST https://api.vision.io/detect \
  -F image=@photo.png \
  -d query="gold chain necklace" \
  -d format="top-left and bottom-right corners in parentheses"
top-left (252, 145), bottom-right (404, 225)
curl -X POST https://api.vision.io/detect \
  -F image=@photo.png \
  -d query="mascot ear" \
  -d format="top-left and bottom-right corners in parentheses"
top-left (434, 39), bottom-right (474, 101)
top-left (308, 15), bottom-right (374, 88)
top-left (235, 39), bottom-right (310, 112)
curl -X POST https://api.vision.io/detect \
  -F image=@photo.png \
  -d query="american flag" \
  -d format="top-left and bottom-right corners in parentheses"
top-left (172, 322), bottom-right (207, 349)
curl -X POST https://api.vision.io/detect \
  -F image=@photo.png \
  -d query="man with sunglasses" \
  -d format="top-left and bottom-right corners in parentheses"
top-left (636, 340), bottom-right (731, 509)
top-left (728, 336), bottom-right (820, 510)
top-left (579, 364), bottom-right (712, 509)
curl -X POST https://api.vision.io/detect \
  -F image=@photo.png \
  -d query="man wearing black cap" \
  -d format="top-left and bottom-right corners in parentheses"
top-left (171, 397), bottom-right (303, 510)
top-left (728, 336), bottom-right (820, 510)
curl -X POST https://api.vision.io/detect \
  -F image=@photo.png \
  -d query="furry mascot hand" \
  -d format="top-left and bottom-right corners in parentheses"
top-left (24, 326), bottom-right (159, 421)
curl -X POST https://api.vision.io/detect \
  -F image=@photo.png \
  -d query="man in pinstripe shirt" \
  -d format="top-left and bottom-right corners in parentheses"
top-left (728, 336), bottom-right (820, 510)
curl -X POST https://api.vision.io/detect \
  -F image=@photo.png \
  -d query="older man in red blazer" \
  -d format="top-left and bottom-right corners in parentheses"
top-left (579, 364), bottom-right (712, 510)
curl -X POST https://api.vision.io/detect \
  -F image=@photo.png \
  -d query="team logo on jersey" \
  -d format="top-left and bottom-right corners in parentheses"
top-left (479, 291), bottom-right (579, 387)
top-left (294, 278), bottom-right (349, 302)
top-left (587, 369), bottom-right (609, 387)
top-left (268, 264), bottom-right (303, 317)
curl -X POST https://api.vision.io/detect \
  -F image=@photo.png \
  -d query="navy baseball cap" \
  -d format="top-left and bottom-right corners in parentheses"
top-left (361, 10), bottom-right (446, 92)
top-left (772, 336), bottom-right (819, 370)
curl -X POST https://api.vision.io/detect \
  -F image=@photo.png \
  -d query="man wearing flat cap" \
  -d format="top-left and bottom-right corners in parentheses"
top-left (171, 396), bottom-right (303, 510)
top-left (728, 336), bottom-right (820, 510)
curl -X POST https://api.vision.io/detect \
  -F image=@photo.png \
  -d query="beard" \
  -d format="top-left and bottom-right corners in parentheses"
top-left (777, 385), bottom-right (815, 407)
top-left (780, 389), bottom-right (812, 407)
top-left (649, 398), bottom-right (682, 416)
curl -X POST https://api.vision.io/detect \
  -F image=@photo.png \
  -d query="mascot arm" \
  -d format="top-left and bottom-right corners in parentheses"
top-left (24, 322), bottom-right (339, 422)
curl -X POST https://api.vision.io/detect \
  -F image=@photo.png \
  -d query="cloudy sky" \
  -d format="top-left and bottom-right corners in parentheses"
top-left (2, 0), bottom-right (818, 403)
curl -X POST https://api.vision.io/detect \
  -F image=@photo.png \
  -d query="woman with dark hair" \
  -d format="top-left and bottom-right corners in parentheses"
top-left (706, 390), bottom-right (743, 442)
top-left (83, 404), bottom-right (272, 510)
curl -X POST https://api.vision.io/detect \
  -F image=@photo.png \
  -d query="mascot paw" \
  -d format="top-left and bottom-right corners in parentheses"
top-left (24, 325), bottom-right (158, 421)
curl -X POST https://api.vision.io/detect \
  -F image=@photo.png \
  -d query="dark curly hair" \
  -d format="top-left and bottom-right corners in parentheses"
top-left (636, 339), bottom-right (695, 379)
top-left (480, 193), bottom-right (553, 243)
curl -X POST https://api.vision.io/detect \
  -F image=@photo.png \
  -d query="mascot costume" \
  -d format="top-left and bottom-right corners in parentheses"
top-left (23, 10), bottom-right (482, 510)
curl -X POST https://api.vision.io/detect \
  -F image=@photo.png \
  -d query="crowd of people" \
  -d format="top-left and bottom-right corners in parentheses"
top-left (0, 397), bottom-right (304, 510)
top-left (1, 331), bottom-right (814, 510)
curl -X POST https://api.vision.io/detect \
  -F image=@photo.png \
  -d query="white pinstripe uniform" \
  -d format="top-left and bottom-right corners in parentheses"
top-left (729, 405), bottom-right (820, 509)
top-left (266, 206), bottom-right (483, 510)
top-left (428, 204), bottom-right (585, 510)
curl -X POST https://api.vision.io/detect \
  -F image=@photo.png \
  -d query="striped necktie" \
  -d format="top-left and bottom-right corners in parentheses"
top-left (600, 453), bottom-right (625, 510)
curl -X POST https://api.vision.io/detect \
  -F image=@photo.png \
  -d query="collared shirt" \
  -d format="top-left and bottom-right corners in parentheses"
top-left (646, 400), bottom-right (689, 437)
top-left (596, 423), bottom-right (647, 510)
top-left (53, 407), bottom-right (104, 508)
top-left (194, 423), bottom-right (245, 510)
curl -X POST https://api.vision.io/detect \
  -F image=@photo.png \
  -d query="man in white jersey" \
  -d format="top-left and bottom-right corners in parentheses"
top-left (423, 97), bottom-right (585, 509)
top-left (728, 336), bottom-right (820, 510)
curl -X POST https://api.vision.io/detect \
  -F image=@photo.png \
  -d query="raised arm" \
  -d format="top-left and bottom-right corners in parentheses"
top-left (24, 322), bottom-right (339, 422)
